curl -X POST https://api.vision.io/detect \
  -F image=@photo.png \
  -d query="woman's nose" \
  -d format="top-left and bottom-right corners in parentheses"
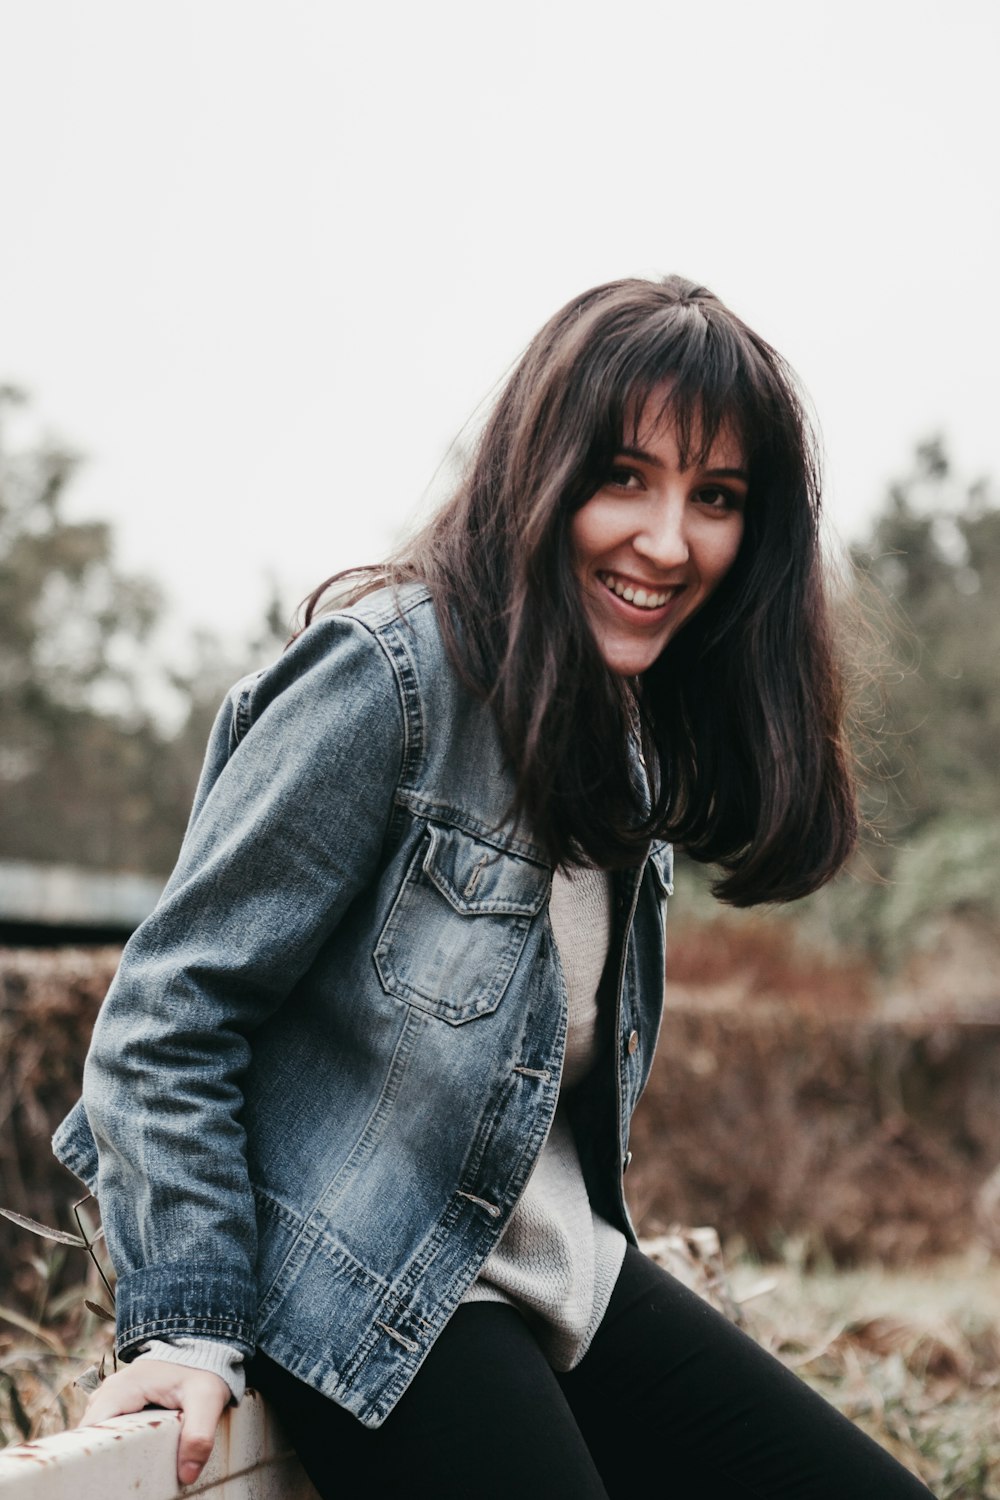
top-left (633, 497), bottom-right (690, 570)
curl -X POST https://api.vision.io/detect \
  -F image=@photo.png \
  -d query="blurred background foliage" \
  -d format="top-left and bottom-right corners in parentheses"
top-left (669, 435), bottom-right (1000, 972)
top-left (1, 387), bottom-right (999, 973)
top-left (0, 386), bottom-right (287, 875)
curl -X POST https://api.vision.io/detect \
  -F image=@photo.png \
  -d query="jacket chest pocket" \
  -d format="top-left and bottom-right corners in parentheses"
top-left (375, 824), bottom-right (549, 1025)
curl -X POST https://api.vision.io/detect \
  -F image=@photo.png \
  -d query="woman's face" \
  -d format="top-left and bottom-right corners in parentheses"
top-left (570, 397), bottom-right (748, 676)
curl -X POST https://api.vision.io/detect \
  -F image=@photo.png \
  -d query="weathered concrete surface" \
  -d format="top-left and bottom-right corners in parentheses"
top-left (0, 1390), bottom-right (318, 1498)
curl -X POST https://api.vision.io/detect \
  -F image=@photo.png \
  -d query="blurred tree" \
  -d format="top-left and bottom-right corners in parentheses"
top-left (162, 581), bottom-right (291, 824)
top-left (855, 437), bottom-right (1000, 836)
top-left (846, 437), bottom-right (1000, 959)
top-left (0, 388), bottom-right (287, 873)
top-left (0, 386), bottom-right (178, 868)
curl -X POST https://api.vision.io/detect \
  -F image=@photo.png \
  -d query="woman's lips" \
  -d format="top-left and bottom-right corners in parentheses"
top-left (596, 570), bottom-right (682, 613)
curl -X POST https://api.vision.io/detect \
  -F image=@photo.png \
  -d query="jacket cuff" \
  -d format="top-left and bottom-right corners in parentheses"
top-left (115, 1262), bottom-right (257, 1361)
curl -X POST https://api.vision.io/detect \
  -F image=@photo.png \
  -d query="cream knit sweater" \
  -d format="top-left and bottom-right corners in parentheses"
top-left (461, 862), bottom-right (626, 1370)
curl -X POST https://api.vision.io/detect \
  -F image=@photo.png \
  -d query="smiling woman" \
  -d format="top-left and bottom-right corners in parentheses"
top-left (570, 404), bottom-right (747, 675)
top-left (54, 276), bottom-right (932, 1499)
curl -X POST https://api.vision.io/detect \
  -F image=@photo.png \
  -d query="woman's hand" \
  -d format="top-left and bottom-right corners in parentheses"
top-left (81, 1359), bottom-right (231, 1487)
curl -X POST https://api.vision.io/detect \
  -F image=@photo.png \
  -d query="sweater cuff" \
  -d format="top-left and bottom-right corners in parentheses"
top-left (114, 1261), bottom-right (257, 1362)
top-left (134, 1338), bottom-right (246, 1404)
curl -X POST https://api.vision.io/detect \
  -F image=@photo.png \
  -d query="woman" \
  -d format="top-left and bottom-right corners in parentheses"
top-left (55, 276), bottom-right (933, 1497)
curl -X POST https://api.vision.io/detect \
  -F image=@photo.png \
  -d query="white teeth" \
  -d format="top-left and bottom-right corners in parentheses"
top-left (600, 573), bottom-right (672, 610)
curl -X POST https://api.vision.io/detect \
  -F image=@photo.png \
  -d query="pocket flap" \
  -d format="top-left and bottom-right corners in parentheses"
top-left (422, 825), bottom-right (548, 917)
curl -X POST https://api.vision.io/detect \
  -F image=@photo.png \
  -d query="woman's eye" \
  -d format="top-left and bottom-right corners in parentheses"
top-left (607, 466), bottom-right (642, 490)
top-left (697, 485), bottom-right (743, 511)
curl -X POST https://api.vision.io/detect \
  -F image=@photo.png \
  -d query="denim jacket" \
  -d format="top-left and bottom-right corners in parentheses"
top-left (53, 583), bottom-right (673, 1428)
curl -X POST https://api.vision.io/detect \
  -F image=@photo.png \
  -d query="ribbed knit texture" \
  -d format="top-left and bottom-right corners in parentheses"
top-left (462, 863), bottom-right (626, 1371)
top-left (135, 1337), bottom-right (245, 1402)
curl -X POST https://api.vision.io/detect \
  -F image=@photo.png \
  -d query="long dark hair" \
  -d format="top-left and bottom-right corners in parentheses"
top-left (303, 275), bottom-right (857, 905)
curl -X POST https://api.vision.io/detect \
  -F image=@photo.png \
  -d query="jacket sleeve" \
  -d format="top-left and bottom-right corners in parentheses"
top-left (79, 613), bottom-right (406, 1359)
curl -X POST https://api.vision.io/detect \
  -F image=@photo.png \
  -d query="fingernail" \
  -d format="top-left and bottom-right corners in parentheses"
top-left (179, 1461), bottom-right (202, 1483)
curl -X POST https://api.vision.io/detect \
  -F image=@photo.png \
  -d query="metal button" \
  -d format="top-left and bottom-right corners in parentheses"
top-left (623, 1150), bottom-right (633, 1174)
top-left (627, 1029), bottom-right (639, 1056)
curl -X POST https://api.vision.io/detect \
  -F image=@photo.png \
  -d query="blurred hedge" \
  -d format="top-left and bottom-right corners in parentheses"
top-left (0, 947), bottom-right (114, 1300)
top-left (2, 945), bottom-right (999, 1312)
top-left (627, 998), bottom-right (1000, 1263)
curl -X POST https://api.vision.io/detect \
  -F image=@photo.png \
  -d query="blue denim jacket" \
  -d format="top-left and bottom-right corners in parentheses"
top-left (53, 583), bottom-right (673, 1427)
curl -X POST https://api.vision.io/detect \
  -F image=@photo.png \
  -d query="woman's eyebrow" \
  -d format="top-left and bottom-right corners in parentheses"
top-left (617, 447), bottom-right (749, 483)
top-left (703, 466), bottom-right (749, 482)
top-left (617, 445), bottom-right (664, 468)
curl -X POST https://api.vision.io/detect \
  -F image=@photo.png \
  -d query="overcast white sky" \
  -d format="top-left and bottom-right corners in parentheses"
top-left (1, 0), bottom-right (997, 653)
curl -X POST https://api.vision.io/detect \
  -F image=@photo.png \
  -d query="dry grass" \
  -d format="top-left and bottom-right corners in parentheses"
top-left (0, 1246), bottom-right (113, 1447)
top-left (736, 1248), bottom-right (1000, 1498)
top-left (4, 1237), bottom-right (997, 1498)
top-left (641, 1229), bottom-right (1000, 1494)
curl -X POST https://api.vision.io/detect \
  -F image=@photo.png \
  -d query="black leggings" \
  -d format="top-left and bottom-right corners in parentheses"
top-left (249, 1245), bottom-right (933, 1498)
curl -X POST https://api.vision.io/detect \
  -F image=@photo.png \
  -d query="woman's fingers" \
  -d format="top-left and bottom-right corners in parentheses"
top-left (176, 1374), bottom-right (230, 1486)
top-left (80, 1359), bottom-right (231, 1487)
top-left (81, 1363), bottom-right (150, 1424)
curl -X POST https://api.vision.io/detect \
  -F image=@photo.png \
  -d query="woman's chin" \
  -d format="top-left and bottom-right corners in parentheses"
top-left (595, 636), bottom-right (670, 676)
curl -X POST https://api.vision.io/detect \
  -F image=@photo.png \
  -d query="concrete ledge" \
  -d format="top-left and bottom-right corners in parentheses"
top-left (0, 1390), bottom-right (319, 1498)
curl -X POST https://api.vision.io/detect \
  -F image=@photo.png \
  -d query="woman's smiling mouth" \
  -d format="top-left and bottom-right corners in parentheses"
top-left (596, 571), bottom-right (681, 612)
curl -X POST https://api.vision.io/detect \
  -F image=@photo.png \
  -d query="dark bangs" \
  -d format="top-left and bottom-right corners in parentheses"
top-left (542, 283), bottom-right (817, 548)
